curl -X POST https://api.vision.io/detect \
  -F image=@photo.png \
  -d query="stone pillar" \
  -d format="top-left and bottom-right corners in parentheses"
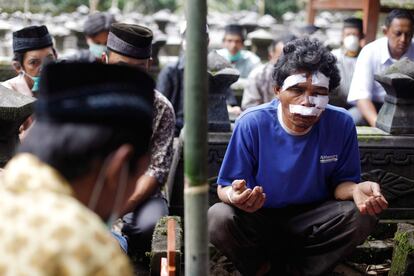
top-left (0, 85), bottom-right (35, 167)
top-left (248, 29), bottom-right (273, 61)
top-left (153, 10), bottom-right (171, 33)
top-left (376, 58), bottom-right (414, 134)
top-left (389, 223), bottom-right (414, 276)
top-left (152, 38), bottom-right (166, 66)
top-left (207, 51), bottom-right (240, 132)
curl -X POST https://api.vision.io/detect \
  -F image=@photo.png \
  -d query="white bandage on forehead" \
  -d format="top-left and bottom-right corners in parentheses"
top-left (281, 71), bottom-right (330, 91)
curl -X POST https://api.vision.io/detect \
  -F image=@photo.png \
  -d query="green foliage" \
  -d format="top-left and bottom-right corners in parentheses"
top-left (50, 0), bottom-right (89, 12)
top-left (265, 0), bottom-right (298, 18)
top-left (22, 0), bottom-right (298, 17)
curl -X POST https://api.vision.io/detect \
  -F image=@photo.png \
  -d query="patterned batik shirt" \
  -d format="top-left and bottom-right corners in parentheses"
top-left (0, 154), bottom-right (133, 276)
top-left (146, 91), bottom-right (176, 185)
top-left (241, 62), bottom-right (275, 110)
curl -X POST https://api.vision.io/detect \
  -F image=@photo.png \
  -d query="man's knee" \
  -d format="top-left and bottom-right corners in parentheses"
top-left (339, 201), bottom-right (377, 244)
top-left (208, 202), bottom-right (236, 245)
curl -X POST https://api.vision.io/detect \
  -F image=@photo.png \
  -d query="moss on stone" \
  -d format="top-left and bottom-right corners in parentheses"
top-left (389, 229), bottom-right (414, 276)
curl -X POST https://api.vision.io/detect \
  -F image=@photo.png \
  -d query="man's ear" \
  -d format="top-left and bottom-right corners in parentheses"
top-left (382, 26), bottom-right (388, 36)
top-left (12, 61), bottom-right (22, 74)
top-left (274, 86), bottom-right (281, 98)
top-left (147, 57), bottom-right (153, 70)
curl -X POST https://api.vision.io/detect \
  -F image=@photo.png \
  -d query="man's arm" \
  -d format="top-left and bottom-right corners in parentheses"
top-left (121, 174), bottom-right (159, 215)
top-left (156, 65), bottom-right (174, 99)
top-left (357, 99), bottom-right (378, 127)
top-left (121, 94), bottom-right (175, 215)
top-left (334, 181), bottom-right (388, 215)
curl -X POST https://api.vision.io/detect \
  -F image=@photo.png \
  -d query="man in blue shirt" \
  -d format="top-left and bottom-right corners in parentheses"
top-left (208, 38), bottom-right (388, 275)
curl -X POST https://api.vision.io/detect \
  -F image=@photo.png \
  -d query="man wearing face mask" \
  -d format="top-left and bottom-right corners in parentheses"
top-left (2, 25), bottom-right (57, 139)
top-left (209, 38), bottom-right (388, 275)
top-left (2, 25), bottom-right (57, 97)
top-left (330, 17), bottom-right (364, 109)
top-left (217, 24), bottom-right (261, 79)
top-left (0, 62), bottom-right (154, 275)
top-left (347, 9), bottom-right (414, 126)
top-left (68, 12), bottom-right (115, 63)
top-left (103, 23), bottom-right (175, 261)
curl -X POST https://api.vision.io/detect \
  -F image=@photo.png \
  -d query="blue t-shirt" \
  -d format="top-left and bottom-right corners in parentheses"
top-left (218, 99), bottom-right (361, 208)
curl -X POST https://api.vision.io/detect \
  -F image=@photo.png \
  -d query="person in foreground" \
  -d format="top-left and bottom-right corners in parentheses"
top-left (208, 38), bottom-right (388, 276)
top-left (0, 62), bottom-right (154, 275)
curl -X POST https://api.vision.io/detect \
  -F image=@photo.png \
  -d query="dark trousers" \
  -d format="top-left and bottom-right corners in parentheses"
top-left (208, 200), bottom-right (377, 276)
top-left (122, 194), bottom-right (168, 256)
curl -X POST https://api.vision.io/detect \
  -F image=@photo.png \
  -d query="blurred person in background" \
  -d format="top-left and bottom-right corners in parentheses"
top-left (330, 17), bottom-right (364, 109)
top-left (242, 34), bottom-right (297, 110)
top-left (347, 9), bottom-right (414, 126)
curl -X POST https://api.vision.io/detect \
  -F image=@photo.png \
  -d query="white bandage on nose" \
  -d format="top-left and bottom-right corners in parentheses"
top-left (289, 95), bottom-right (329, 117)
top-left (309, 95), bottom-right (329, 109)
top-left (281, 71), bottom-right (330, 91)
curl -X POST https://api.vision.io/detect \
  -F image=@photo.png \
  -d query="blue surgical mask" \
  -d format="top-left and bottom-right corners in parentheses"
top-left (89, 43), bottom-right (107, 59)
top-left (22, 71), bottom-right (40, 92)
top-left (229, 51), bottom-right (242, 63)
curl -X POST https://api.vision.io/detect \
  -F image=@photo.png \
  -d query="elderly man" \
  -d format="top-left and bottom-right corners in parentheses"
top-left (0, 62), bottom-right (155, 275)
top-left (347, 9), bottom-right (414, 126)
top-left (208, 38), bottom-right (388, 275)
top-left (103, 23), bottom-right (175, 258)
top-left (331, 17), bottom-right (364, 109)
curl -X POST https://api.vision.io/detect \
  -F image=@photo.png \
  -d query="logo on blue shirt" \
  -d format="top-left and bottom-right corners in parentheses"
top-left (320, 154), bottom-right (338, 163)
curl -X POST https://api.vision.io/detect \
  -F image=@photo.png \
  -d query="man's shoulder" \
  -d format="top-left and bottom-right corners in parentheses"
top-left (360, 37), bottom-right (387, 57)
top-left (331, 48), bottom-right (342, 58)
top-left (153, 90), bottom-right (175, 123)
top-left (241, 50), bottom-right (260, 63)
top-left (249, 63), bottom-right (271, 78)
top-left (238, 100), bottom-right (277, 123)
top-left (154, 90), bottom-right (174, 109)
top-left (323, 105), bottom-right (354, 127)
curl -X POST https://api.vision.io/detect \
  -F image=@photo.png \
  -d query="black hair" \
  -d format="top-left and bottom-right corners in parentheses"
top-left (385, 9), bottom-right (414, 28)
top-left (269, 34), bottom-right (298, 53)
top-left (343, 17), bottom-right (364, 37)
top-left (273, 37), bottom-right (340, 91)
top-left (19, 121), bottom-right (151, 182)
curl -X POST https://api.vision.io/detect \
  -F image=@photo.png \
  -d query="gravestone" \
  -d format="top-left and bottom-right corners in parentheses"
top-left (207, 50), bottom-right (239, 132)
top-left (376, 58), bottom-right (414, 134)
top-left (248, 29), bottom-right (273, 61)
top-left (0, 85), bottom-right (35, 167)
top-left (153, 10), bottom-right (170, 33)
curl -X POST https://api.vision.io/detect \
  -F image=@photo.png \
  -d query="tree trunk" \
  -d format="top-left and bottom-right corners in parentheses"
top-left (183, 0), bottom-right (209, 274)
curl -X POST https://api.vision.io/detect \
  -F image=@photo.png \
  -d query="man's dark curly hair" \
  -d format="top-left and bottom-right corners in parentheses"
top-left (272, 38), bottom-right (340, 91)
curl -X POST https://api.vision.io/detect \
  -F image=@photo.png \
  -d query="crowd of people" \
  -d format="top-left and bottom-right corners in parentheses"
top-left (0, 6), bottom-right (413, 275)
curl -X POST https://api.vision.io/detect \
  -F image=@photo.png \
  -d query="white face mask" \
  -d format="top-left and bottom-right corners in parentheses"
top-left (88, 154), bottom-right (129, 228)
top-left (343, 35), bottom-right (360, 53)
